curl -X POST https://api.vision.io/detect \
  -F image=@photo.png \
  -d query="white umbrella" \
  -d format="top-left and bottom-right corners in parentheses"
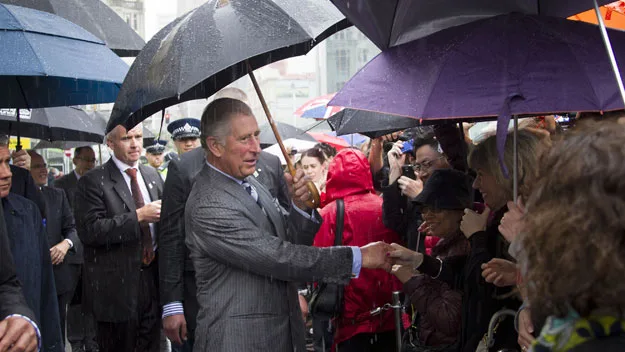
top-left (263, 138), bottom-right (317, 164)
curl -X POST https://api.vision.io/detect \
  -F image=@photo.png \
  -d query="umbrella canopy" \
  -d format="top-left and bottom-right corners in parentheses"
top-left (0, 107), bottom-right (106, 143)
top-left (2, 0), bottom-right (145, 56)
top-left (259, 122), bottom-right (316, 147)
top-left (294, 93), bottom-right (344, 119)
top-left (32, 140), bottom-right (97, 150)
top-left (569, 2), bottom-right (625, 30)
top-left (263, 138), bottom-right (318, 164)
top-left (307, 132), bottom-right (349, 150)
top-left (328, 108), bottom-right (422, 138)
top-left (330, 13), bottom-right (625, 120)
top-left (330, 0), bottom-right (614, 50)
top-left (0, 4), bottom-right (129, 108)
top-left (107, 0), bottom-right (350, 133)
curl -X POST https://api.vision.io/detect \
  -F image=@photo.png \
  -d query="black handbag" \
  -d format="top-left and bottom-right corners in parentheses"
top-left (402, 309), bottom-right (458, 352)
top-left (309, 199), bottom-right (345, 320)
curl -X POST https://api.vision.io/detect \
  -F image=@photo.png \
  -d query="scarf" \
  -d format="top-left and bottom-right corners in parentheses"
top-left (530, 310), bottom-right (625, 352)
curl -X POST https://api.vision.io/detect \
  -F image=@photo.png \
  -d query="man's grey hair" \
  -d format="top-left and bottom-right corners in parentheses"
top-left (200, 98), bottom-right (254, 150)
top-left (0, 135), bottom-right (9, 148)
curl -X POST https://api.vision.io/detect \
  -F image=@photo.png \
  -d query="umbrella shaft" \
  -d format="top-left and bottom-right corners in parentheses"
top-left (594, 0), bottom-right (625, 106)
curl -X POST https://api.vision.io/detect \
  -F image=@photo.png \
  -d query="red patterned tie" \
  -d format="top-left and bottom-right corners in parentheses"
top-left (125, 168), bottom-right (155, 265)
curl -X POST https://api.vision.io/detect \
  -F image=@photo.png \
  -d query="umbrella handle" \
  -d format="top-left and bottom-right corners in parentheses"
top-left (15, 109), bottom-right (21, 151)
top-left (247, 61), bottom-right (321, 208)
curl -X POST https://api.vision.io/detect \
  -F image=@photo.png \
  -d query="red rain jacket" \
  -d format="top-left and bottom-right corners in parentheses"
top-left (314, 149), bottom-right (402, 345)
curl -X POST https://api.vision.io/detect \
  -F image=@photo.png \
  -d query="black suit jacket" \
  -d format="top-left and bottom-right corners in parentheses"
top-left (53, 171), bottom-right (79, 210)
top-left (76, 159), bottom-right (163, 322)
top-left (158, 148), bottom-right (289, 328)
top-left (10, 165), bottom-right (46, 218)
top-left (41, 186), bottom-right (82, 293)
top-left (0, 200), bottom-right (35, 321)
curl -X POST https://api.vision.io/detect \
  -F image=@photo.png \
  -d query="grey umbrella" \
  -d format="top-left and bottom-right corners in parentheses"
top-left (0, 107), bottom-right (106, 143)
top-left (107, 0), bottom-right (350, 132)
top-left (259, 122), bottom-right (316, 148)
top-left (328, 109), bottom-right (422, 138)
top-left (3, 0), bottom-right (145, 56)
top-left (32, 140), bottom-right (97, 150)
top-left (330, 0), bottom-right (614, 50)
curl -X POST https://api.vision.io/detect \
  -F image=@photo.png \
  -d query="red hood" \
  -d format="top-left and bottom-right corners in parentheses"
top-left (325, 148), bottom-right (374, 202)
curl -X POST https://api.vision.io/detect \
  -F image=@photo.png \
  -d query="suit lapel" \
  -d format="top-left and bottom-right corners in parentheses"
top-left (107, 160), bottom-right (136, 212)
top-left (204, 166), bottom-right (266, 230)
top-left (139, 165), bottom-right (159, 202)
top-left (249, 176), bottom-right (286, 240)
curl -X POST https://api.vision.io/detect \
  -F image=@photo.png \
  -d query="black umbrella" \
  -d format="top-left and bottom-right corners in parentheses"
top-left (259, 122), bottom-right (316, 148)
top-left (3, 0), bottom-right (145, 56)
top-left (32, 140), bottom-right (96, 150)
top-left (327, 109), bottom-right (423, 138)
top-left (0, 107), bottom-right (106, 143)
top-left (330, 0), bottom-right (613, 50)
top-left (107, 0), bottom-right (349, 132)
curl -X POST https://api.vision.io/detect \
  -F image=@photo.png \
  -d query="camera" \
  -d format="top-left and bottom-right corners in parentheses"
top-left (401, 165), bottom-right (416, 180)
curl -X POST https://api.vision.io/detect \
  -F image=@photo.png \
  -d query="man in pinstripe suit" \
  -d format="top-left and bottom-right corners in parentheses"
top-left (185, 98), bottom-right (392, 352)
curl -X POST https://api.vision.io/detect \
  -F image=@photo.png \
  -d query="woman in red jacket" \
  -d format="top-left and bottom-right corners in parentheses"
top-left (314, 148), bottom-right (402, 352)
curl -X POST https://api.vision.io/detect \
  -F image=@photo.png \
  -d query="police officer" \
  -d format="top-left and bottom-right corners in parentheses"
top-left (145, 139), bottom-right (169, 180)
top-left (166, 118), bottom-right (201, 156)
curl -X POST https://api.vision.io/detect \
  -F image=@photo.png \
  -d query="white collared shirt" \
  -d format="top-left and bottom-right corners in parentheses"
top-left (73, 169), bottom-right (81, 180)
top-left (111, 155), bottom-right (157, 250)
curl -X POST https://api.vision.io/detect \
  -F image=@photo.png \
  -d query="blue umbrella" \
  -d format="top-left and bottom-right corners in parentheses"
top-left (0, 4), bottom-right (128, 109)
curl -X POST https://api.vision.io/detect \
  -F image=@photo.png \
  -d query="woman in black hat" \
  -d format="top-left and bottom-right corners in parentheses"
top-left (390, 168), bottom-right (473, 351)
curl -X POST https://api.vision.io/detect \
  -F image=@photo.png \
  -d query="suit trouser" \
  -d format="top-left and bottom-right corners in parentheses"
top-left (97, 263), bottom-right (160, 352)
top-left (57, 291), bottom-right (73, 342)
top-left (67, 267), bottom-right (98, 351)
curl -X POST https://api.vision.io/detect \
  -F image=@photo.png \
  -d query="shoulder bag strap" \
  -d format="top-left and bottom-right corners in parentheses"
top-left (335, 199), bottom-right (344, 246)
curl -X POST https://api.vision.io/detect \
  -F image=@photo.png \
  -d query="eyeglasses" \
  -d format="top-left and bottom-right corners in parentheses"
top-left (411, 156), bottom-right (445, 173)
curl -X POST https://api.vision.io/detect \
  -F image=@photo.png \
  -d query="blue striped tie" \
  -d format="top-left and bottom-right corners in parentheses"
top-left (242, 181), bottom-right (258, 202)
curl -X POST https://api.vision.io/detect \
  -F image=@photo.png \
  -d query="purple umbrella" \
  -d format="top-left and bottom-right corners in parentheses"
top-left (330, 0), bottom-right (614, 50)
top-left (330, 12), bottom-right (625, 175)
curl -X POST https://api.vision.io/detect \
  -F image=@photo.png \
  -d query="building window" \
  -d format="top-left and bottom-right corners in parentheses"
top-left (336, 49), bottom-right (350, 76)
top-left (359, 49), bottom-right (369, 64)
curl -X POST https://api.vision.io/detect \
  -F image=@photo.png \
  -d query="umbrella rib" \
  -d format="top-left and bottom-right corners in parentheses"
top-left (387, 0), bottom-right (401, 47)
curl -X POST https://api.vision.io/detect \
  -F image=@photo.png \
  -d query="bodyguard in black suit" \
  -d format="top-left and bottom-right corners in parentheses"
top-left (159, 98), bottom-right (290, 351)
top-left (52, 146), bottom-right (98, 352)
top-left (76, 125), bottom-right (164, 352)
top-left (28, 150), bottom-right (82, 342)
top-left (54, 146), bottom-right (97, 209)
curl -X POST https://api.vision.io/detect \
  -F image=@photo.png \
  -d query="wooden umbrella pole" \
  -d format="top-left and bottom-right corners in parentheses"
top-left (246, 61), bottom-right (320, 208)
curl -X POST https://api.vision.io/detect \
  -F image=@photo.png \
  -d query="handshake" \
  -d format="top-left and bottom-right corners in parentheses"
top-left (360, 242), bottom-right (424, 273)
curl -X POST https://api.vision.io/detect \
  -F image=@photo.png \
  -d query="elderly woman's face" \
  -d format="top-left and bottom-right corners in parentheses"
top-left (422, 208), bottom-right (463, 237)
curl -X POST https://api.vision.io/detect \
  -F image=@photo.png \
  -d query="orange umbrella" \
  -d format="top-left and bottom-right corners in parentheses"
top-left (569, 2), bottom-right (625, 30)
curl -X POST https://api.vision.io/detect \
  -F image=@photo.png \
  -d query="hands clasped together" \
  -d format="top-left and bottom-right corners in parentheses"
top-left (359, 242), bottom-right (424, 282)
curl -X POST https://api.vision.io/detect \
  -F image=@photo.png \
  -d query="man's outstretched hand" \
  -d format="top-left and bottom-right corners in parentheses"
top-left (360, 242), bottom-right (394, 272)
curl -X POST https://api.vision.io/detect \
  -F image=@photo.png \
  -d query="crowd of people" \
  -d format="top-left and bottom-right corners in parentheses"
top-left (1, 92), bottom-right (624, 352)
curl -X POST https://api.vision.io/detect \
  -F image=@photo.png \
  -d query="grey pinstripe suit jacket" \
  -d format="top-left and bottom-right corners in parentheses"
top-left (185, 165), bottom-right (354, 352)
